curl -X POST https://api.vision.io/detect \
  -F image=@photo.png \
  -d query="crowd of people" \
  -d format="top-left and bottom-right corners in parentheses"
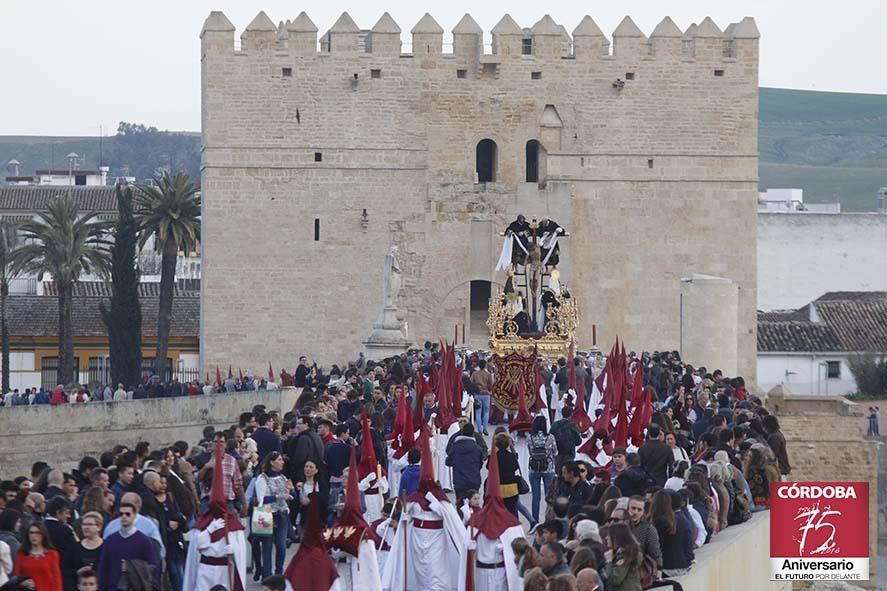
top-left (0, 344), bottom-right (791, 591)
top-left (0, 373), bottom-right (283, 407)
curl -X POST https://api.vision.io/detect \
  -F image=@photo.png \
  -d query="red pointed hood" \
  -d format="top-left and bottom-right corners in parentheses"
top-left (284, 495), bottom-right (338, 591)
top-left (509, 382), bottom-right (534, 433)
top-left (268, 363), bottom-right (274, 381)
top-left (469, 440), bottom-right (520, 540)
top-left (394, 388), bottom-right (416, 460)
top-left (215, 366), bottom-right (222, 387)
top-left (194, 440), bottom-right (244, 540)
top-left (530, 360), bottom-right (546, 413)
top-left (434, 342), bottom-right (459, 431)
top-left (358, 411), bottom-right (385, 479)
top-left (571, 372), bottom-right (593, 433)
top-left (329, 445), bottom-right (380, 556)
top-left (387, 386), bottom-right (406, 442)
top-left (626, 357), bottom-right (646, 444)
top-left (407, 424), bottom-right (447, 510)
top-left (228, 365), bottom-right (233, 379)
top-left (568, 341), bottom-right (577, 391)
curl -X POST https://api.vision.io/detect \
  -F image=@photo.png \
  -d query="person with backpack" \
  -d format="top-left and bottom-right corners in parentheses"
top-left (550, 407), bottom-right (581, 475)
top-left (527, 416), bottom-right (558, 524)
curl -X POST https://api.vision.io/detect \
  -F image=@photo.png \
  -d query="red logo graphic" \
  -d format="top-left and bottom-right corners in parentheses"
top-left (770, 482), bottom-right (869, 559)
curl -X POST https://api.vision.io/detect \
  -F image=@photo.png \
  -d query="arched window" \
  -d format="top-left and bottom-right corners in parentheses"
top-left (526, 140), bottom-right (541, 183)
top-left (476, 139), bottom-right (497, 183)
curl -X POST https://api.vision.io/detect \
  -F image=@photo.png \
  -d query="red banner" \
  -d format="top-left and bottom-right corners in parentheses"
top-left (770, 481), bottom-right (869, 581)
top-left (491, 351), bottom-right (537, 412)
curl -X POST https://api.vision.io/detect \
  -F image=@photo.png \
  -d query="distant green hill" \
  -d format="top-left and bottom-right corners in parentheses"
top-left (2, 90), bottom-right (886, 210)
top-left (0, 123), bottom-right (200, 184)
top-left (759, 87), bottom-right (887, 211)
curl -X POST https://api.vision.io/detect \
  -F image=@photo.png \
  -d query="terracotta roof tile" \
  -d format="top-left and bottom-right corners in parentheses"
top-left (8, 292), bottom-right (198, 339)
top-left (0, 186), bottom-right (117, 212)
top-left (758, 292), bottom-right (887, 352)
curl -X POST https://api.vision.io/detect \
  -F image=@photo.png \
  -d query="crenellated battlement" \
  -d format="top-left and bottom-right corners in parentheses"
top-left (201, 10), bottom-right (758, 64)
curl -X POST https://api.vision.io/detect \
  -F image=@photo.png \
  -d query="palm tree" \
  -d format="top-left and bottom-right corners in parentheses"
top-left (0, 221), bottom-right (24, 394)
top-left (16, 198), bottom-right (111, 386)
top-left (135, 172), bottom-right (200, 380)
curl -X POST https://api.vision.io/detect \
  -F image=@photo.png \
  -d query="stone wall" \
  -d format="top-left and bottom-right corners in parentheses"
top-left (671, 512), bottom-right (789, 591)
top-left (200, 12), bottom-right (759, 379)
top-left (772, 394), bottom-right (881, 583)
top-left (0, 389), bottom-right (300, 478)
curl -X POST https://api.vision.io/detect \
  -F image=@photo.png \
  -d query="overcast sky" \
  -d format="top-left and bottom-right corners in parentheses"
top-left (1, 0), bottom-right (884, 136)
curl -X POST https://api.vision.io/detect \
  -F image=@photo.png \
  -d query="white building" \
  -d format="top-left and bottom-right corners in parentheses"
top-left (757, 292), bottom-right (887, 395)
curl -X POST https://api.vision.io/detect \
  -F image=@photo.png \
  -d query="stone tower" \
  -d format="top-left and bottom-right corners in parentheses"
top-left (200, 11), bottom-right (760, 378)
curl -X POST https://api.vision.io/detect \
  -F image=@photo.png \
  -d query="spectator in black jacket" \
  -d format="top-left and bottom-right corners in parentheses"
top-left (650, 490), bottom-right (693, 577)
top-left (285, 416), bottom-right (325, 483)
top-left (493, 433), bottom-right (521, 516)
top-left (691, 407), bottom-right (714, 439)
top-left (44, 496), bottom-right (77, 591)
top-left (614, 453), bottom-right (654, 498)
top-left (638, 425), bottom-right (672, 487)
top-left (445, 424), bottom-right (483, 500)
top-left (554, 461), bottom-right (591, 512)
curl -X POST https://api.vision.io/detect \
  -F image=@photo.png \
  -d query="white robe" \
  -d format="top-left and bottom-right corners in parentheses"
top-left (374, 517), bottom-right (396, 574)
top-left (359, 473), bottom-right (389, 523)
top-left (457, 526), bottom-right (523, 591)
top-left (387, 449), bottom-right (409, 501)
top-left (381, 495), bottom-right (467, 591)
top-left (551, 380), bottom-right (564, 422)
top-left (513, 434), bottom-right (530, 480)
top-left (334, 539), bottom-right (382, 591)
top-left (183, 527), bottom-right (247, 591)
top-left (436, 422), bottom-right (460, 492)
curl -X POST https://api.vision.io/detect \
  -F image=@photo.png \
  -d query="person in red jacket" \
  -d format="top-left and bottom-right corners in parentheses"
top-left (13, 520), bottom-right (63, 590)
top-left (50, 385), bottom-right (66, 406)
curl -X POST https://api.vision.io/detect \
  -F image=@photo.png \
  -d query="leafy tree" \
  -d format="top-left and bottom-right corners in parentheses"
top-left (101, 185), bottom-right (142, 388)
top-left (16, 199), bottom-right (111, 386)
top-left (847, 354), bottom-right (887, 397)
top-left (0, 221), bottom-right (24, 393)
top-left (135, 172), bottom-right (200, 381)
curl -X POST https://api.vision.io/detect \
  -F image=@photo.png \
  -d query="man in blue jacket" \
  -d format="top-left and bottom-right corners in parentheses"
top-left (445, 423), bottom-right (483, 500)
top-left (250, 413), bottom-right (281, 465)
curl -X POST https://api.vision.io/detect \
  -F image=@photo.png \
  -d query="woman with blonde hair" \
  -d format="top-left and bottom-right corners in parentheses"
top-left (522, 567), bottom-right (548, 591)
top-left (74, 511), bottom-right (104, 570)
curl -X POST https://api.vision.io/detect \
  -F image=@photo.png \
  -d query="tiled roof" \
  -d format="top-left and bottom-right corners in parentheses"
top-left (0, 186), bottom-right (117, 212)
top-left (758, 292), bottom-right (887, 353)
top-left (7, 293), bottom-right (198, 339)
top-left (42, 282), bottom-right (198, 298)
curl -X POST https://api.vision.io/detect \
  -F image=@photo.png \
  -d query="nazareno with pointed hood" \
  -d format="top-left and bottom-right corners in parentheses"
top-left (469, 434), bottom-right (521, 540)
top-left (284, 495), bottom-right (339, 591)
top-left (359, 410), bottom-right (386, 481)
top-left (406, 423), bottom-right (448, 510)
top-left (508, 382), bottom-right (534, 433)
top-left (393, 386), bottom-right (415, 460)
top-left (329, 444), bottom-right (381, 557)
top-left (193, 440), bottom-right (245, 540)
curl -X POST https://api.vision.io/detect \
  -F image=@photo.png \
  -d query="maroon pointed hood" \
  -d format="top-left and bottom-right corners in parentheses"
top-left (509, 382), bottom-right (534, 433)
top-left (406, 424), bottom-right (447, 510)
top-left (194, 440), bottom-right (244, 540)
top-left (469, 440), bottom-right (520, 539)
top-left (284, 495), bottom-right (338, 591)
top-left (329, 445), bottom-right (380, 556)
